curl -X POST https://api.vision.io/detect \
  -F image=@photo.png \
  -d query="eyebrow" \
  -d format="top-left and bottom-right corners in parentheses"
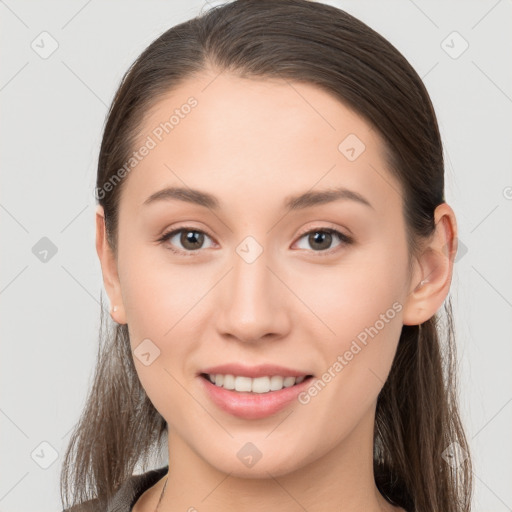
top-left (142, 185), bottom-right (374, 211)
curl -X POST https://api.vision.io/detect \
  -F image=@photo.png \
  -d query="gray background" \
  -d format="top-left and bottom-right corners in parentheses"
top-left (1, 0), bottom-right (511, 510)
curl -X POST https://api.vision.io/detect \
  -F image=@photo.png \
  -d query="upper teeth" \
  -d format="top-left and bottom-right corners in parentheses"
top-left (208, 374), bottom-right (306, 393)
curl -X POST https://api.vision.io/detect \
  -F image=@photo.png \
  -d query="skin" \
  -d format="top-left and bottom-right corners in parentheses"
top-left (96, 71), bottom-right (457, 512)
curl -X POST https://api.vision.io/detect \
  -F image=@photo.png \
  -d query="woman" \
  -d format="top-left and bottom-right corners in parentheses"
top-left (61, 0), bottom-right (473, 511)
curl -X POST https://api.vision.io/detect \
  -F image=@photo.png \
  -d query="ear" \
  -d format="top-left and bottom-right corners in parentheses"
top-left (402, 203), bottom-right (458, 326)
top-left (95, 205), bottom-right (127, 324)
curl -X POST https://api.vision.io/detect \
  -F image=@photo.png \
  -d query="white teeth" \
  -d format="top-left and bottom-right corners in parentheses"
top-left (223, 374), bottom-right (236, 390)
top-left (251, 376), bottom-right (270, 393)
top-left (283, 376), bottom-right (296, 388)
top-left (269, 375), bottom-right (284, 391)
top-left (206, 374), bottom-right (308, 393)
top-left (235, 376), bottom-right (252, 392)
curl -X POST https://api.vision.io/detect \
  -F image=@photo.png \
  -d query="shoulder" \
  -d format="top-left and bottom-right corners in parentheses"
top-left (62, 465), bottom-right (169, 512)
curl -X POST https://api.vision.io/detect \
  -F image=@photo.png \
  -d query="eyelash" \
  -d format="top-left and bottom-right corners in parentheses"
top-left (156, 225), bottom-right (353, 257)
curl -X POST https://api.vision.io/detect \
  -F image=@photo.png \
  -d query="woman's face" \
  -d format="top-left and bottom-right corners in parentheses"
top-left (105, 72), bottom-right (421, 477)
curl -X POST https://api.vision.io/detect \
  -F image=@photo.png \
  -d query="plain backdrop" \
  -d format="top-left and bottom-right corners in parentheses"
top-left (1, 1), bottom-right (511, 511)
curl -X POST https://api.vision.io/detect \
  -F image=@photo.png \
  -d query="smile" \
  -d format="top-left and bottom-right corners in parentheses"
top-left (201, 373), bottom-right (312, 393)
top-left (198, 372), bottom-right (315, 420)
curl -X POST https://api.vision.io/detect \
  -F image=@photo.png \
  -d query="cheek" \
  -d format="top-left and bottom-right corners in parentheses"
top-left (298, 242), bottom-right (406, 413)
top-left (304, 242), bottom-right (407, 342)
top-left (118, 243), bottom-right (199, 334)
top-left (119, 247), bottom-right (208, 396)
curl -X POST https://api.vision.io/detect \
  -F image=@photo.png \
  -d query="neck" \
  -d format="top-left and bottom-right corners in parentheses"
top-left (157, 407), bottom-right (402, 512)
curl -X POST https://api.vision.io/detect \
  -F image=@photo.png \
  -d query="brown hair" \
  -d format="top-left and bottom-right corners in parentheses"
top-left (60, 1), bottom-right (473, 511)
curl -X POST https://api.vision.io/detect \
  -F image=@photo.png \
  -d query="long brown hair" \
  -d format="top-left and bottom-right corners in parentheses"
top-left (60, 1), bottom-right (473, 510)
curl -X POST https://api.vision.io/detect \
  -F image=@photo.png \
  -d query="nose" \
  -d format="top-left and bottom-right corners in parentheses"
top-left (215, 243), bottom-right (292, 344)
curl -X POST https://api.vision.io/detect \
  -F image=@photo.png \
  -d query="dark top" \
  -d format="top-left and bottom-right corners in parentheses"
top-left (63, 466), bottom-right (169, 512)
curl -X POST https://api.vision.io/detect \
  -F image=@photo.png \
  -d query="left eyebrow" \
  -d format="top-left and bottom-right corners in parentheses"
top-left (284, 186), bottom-right (374, 211)
top-left (142, 185), bottom-right (374, 211)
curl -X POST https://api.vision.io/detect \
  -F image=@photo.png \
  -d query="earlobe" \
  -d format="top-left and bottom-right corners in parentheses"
top-left (401, 203), bottom-right (457, 326)
top-left (95, 205), bottom-right (127, 324)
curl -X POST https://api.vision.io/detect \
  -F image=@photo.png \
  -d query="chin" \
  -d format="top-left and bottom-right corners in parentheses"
top-left (201, 444), bottom-right (311, 479)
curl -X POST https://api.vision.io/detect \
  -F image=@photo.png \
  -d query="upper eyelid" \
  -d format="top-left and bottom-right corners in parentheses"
top-left (295, 222), bottom-right (351, 239)
top-left (161, 225), bottom-right (217, 243)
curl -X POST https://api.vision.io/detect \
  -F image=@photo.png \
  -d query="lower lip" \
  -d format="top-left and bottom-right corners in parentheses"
top-left (198, 375), bottom-right (314, 420)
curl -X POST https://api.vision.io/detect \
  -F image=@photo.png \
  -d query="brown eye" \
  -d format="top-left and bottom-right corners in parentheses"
top-left (157, 227), bottom-right (215, 255)
top-left (178, 230), bottom-right (205, 250)
top-left (308, 231), bottom-right (333, 251)
top-left (294, 228), bottom-right (352, 253)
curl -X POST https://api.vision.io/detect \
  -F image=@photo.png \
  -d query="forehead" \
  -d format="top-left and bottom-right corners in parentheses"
top-left (122, 72), bottom-right (399, 215)
top-left (139, 72), bottom-right (378, 149)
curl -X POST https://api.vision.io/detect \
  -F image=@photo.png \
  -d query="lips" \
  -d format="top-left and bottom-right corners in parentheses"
top-left (199, 363), bottom-right (312, 379)
top-left (198, 373), bottom-right (314, 419)
top-left (197, 363), bottom-right (315, 419)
